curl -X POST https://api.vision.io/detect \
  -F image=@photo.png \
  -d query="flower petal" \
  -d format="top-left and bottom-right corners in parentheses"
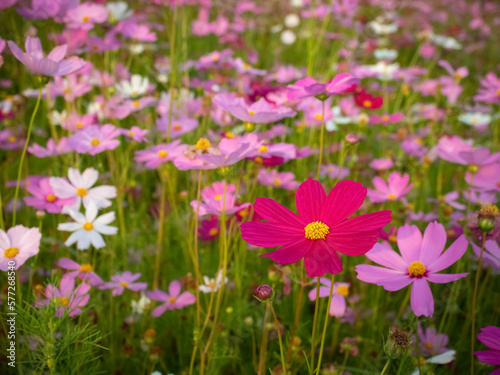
top-left (419, 221), bottom-right (447, 265)
top-left (260, 239), bottom-right (311, 265)
top-left (427, 235), bottom-right (468, 273)
top-left (253, 197), bottom-right (305, 227)
top-left (241, 222), bottom-right (304, 247)
top-left (410, 279), bottom-right (434, 317)
top-left (365, 243), bottom-right (407, 270)
top-left (295, 178), bottom-right (326, 222)
top-left (397, 224), bottom-right (423, 263)
top-left (320, 180), bottom-right (367, 226)
top-left (303, 241), bottom-right (342, 277)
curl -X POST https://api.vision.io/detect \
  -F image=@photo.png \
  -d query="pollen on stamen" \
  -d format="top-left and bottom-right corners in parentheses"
top-left (408, 261), bottom-right (426, 277)
top-left (304, 221), bottom-right (330, 240)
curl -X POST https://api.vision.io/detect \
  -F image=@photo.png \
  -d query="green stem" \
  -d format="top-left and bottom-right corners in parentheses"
top-left (310, 277), bottom-right (321, 372)
top-left (380, 358), bottom-right (391, 375)
top-left (12, 85), bottom-right (43, 226)
top-left (270, 303), bottom-right (287, 375)
top-left (471, 234), bottom-right (486, 375)
top-left (314, 273), bottom-right (334, 375)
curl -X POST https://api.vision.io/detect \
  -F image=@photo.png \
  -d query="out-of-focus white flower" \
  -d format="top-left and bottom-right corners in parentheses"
top-left (374, 48), bottom-right (398, 60)
top-left (458, 112), bottom-right (492, 127)
top-left (410, 350), bottom-right (456, 375)
top-left (281, 30), bottom-right (297, 45)
top-left (131, 294), bottom-right (152, 315)
top-left (429, 33), bottom-right (462, 50)
top-left (50, 110), bottom-right (68, 126)
top-left (369, 21), bottom-right (398, 35)
top-left (115, 74), bottom-right (149, 98)
top-left (199, 271), bottom-right (228, 293)
top-left (106, 2), bottom-right (132, 21)
top-left (284, 14), bottom-right (300, 28)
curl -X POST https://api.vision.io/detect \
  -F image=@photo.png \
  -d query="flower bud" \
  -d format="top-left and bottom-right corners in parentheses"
top-left (255, 284), bottom-right (273, 302)
top-left (345, 133), bottom-right (359, 144)
top-left (384, 327), bottom-right (412, 359)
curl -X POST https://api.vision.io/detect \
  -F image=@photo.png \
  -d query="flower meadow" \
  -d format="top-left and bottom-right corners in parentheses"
top-left (1, 1), bottom-right (500, 374)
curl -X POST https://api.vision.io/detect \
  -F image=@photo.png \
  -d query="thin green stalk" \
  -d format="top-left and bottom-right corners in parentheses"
top-left (270, 304), bottom-right (287, 375)
top-left (314, 273), bottom-right (334, 375)
top-left (380, 358), bottom-right (391, 375)
top-left (471, 234), bottom-right (486, 375)
top-left (310, 277), bottom-right (321, 372)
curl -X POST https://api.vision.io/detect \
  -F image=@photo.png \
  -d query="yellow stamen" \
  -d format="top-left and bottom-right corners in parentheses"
top-left (225, 131), bottom-right (234, 138)
top-left (214, 194), bottom-right (221, 201)
top-left (363, 100), bottom-right (372, 108)
top-left (169, 297), bottom-right (176, 303)
top-left (258, 145), bottom-right (268, 153)
top-left (274, 179), bottom-right (282, 186)
top-left (128, 130), bottom-right (135, 136)
top-left (248, 110), bottom-right (256, 115)
top-left (157, 150), bottom-right (168, 158)
top-left (387, 194), bottom-right (397, 200)
top-left (209, 228), bottom-right (219, 236)
top-left (408, 261), bottom-right (426, 277)
top-left (80, 264), bottom-right (92, 273)
top-left (83, 222), bottom-right (94, 231)
top-left (468, 164), bottom-right (478, 173)
top-left (90, 138), bottom-right (100, 146)
top-left (424, 342), bottom-right (433, 350)
top-left (46, 194), bottom-right (56, 202)
top-left (132, 100), bottom-right (140, 107)
top-left (381, 115), bottom-right (390, 122)
top-left (4, 247), bottom-right (19, 258)
top-left (8, 136), bottom-right (16, 143)
top-left (388, 235), bottom-right (398, 243)
top-left (76, 188), bottom-right (87, 197)
top-left (337, 285), bottom-right (349, 296)
top-left (173, 124), bottom-right (181, 130)
top-left (195, 138), bottom-right (211, 150)
top-left (82, 16), bottom-right (90, 22)
top-left (76, 122), bottom-right (83, 129)
top-left (314, 114), bottom-right (323, 120)
top-left (120, 281), bottom-right (128, 287)
top-left (304, 221), bottom-right (330, 240)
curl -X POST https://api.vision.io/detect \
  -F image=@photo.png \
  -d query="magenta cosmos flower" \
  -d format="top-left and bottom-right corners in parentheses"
top-left (240, 179), bottom-right (392, 277)
top-left (367, 172), bottom-right (413, 203)
top-left (57, 258), bottom-right (104, 287)
top-left (8, 37), bottom-right (86, 77)
top-left (474, 326), bottom-right (500, 374)
top-left (24, 177), bottom-right (75, 213)
top-left (0, 226), bottom-right (41, 271)
top-left (355, 222), bottom-right (469, 317)
top-left (286, 73), bottom-right (358, 100)
top-left (146, 280), bottom-right (196, 317)
top-left (101, 271), bottom-right (147, 296)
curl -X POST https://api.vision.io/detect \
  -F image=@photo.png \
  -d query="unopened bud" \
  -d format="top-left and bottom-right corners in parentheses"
top-left (255, 284), bottom-right (273, 302)
top-left (345, 133), bottom-right (359, 144)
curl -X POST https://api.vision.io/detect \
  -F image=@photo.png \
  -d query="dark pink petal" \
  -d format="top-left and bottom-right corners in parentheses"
top-left (397, 224), bottom-right (423, 263)
top-left (419, 221), bottom-right (447, 265)
top-left (327, 228), bottom-right (381, 256)
top-left (295, 178), bottom-right (326, 222)
top-left (365, 243), bottom-right (407, 270)
top-left (261, 239), bottom-right (311, 265)
top-left (253, 197), bottom-right (305, 227)
top-left (425, 273), bottom-right (468, 283)
top-left (478, 326), bottom-right (500, 350)
top-left (241, 222), bottom-right (303, 247)
top-left (410, 279), bottom-right (434, 317)
top-left (303, 241), bottom-right (342, 277)
top-left (427, 235), bottom-right (468, 273)
top-left (320, 180), bottom-right (367, 226)
top-left (474, 350), bottom-right (500, 365)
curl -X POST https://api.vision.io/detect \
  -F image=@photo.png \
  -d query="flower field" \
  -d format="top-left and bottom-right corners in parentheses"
top-left (0, 0), bottom-right (499, 374)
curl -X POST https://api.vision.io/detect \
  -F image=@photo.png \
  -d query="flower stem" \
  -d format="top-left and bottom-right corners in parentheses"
top-left (270, 303), bottom-right (287, 375)
top-left (316, 101), bottom-right (326, 179)
top-left (153, 170), bottom-right (168, 290)
top-left (470, 234), bottom-right (486, 375)
top-left (258, 303), bottom-right (270, 375)
top-left (286, 265), bottom-right (306, 363)
top-left (193, 170), bottom-right (203, 326)
top-left (310, 277), bottom-right (321, 371)
top-left (380, 358), bottom-right (391, 375)
top-left (12, 85), bottom-right (43, 226)
top-left (314, 273), bottom-right (334, 375)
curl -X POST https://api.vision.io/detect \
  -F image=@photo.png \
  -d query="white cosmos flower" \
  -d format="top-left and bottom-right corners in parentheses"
top-left (199, 271), bottom-right (228, 293)
top-left (58, 203), bottom-right (117, 250)
top-left (284, 14), bottom-right (300, 28)
top-left (50, 168), bottom-right (116, 212)
top-left (131, 293), bottom-right (151, 315)
top-left (368, 21), bottom-right (398, 35)
top-left (281, 30), bottom-right (297, 45)
top-left (106, 2), bottom-right (132, 21)
top-left (115, 74), bottom-right (149, 98)
top-left (458, 112), bottom-right (492, 127)
top-left (429, 33), bottom-right (462, 50)
top-left (410, 350), bottom-right (456, 375)
top-left (374, 48), bottom-right (398, 60)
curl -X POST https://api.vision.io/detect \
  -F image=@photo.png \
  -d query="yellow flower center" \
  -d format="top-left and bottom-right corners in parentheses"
top-left (128, 130), bottom-right (135, 136)
top-left (209, 228), bottom-right (219, 236)
top-left (169, 297), bottom-right (176, 303)
top-left (214, 194), bottom-right (221, 201)
top-left (363, 100), bottom-right (372, 108)
top-left (173, 124), bottom-right (181, 130)
top-left (46, 194), bottom-right (56, 202)
top-left (314, 114), bottom-right (323, 120)
top-left (248, 110), bottom-right (256, 115)
top-left (54, 297), bottom-right (69, 306)
top-left (82, 16), bottom-right (90, 22)
top-left (83, 222), bottom-right (94, 231)
top-left (195, 138), bottom-right (211, 150)
top-left (4, 247), bottom-right (19, 258)
top-left (76, 122), bottom-right (84, 129)
top-left (304, 221), bottom-right (330, 240)
top-left (387, 194), bottom-right (397, 200)
top-left (60, 297), bottom-right (69, 306)
top-left (80, 264), bottom-right (92, 273)
top-left (408, 261), bottom-right (426, 277)
top-left (64, 88), bottom-right (71, 94)
top-left (446, 229), bottom-right (455, 237)
top-left (381, 115), bottom-right (390, 122)
top-left (8, 136), bottom-right (16, 143)
top-left (415, 138), bottom-right (423, 145)
top-left (337, 285), bottom-right (349, 296)
top-left (497, 89), bottom-right (500, 96)
top-left (90, 138), bottom-right (100, 146)
top-left (468, 164), bottom-right (478, 173)
top-left (225, 131), bottom-right (234, 138)
top-left (76, 188), bottom-right (87, 197)
top-left (120, 281), bottom-right (128, 287)
top-left (132, 100), bottom-right (140, 107)
top-left (131, 91), bottom-right (137, 97)
top-left (454, 72), bottom-right (462, 81)
top-left (255, 156), bottom-right (263, 164)
top-left (480, 202), bottom-right (499, 216)
top-left (424, 342), bottom-right (433, 350)
top-left (274, 179), bottom-right (282, 186)
top-left (258, 145), bottom-right (268, 153)
top-left (388, 235), bottom-right (398, 243)
top-left (157, 150), bottom-right (168, 158)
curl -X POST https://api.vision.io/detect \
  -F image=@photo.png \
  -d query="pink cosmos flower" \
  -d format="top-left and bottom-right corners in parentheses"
top-left (369, 158), bottom-right (393, 171)
top-left (24, 177), bottom-right (75, 213)
top-left (190, 180), bottom-right (250, 216)
top-left (199, 215), bottom-right (220, 241)
top-left (355, 222), bottom-right (469, 317)
top-left (0, 225), bottom-right (41, 271)
top-left (367, 172), bottom-right (413, 203)
top-left (61, 113), bottom-right (97, 131)
top-left (157, 116), bottom-right (198, 138)
top-left (122, 126), bottom-right (148, 142)
top-left (417, 324), bottom-right (450, 357)
top-left (134, 140), bottom-right (187, 169)
top-left (67, 125), bottom-right (121, 155)
top-left (286, 74), bottom-right (358, 100)
top-left (471, 240), bottom-right (500, 270)
top-left (0, 0), bottom-right (16, 10)
top-left (38, 275), bottom-right (90, 317)
top-left (50, 167), bottom-right (117, 211)
top-left (121, 21), bottom-right (157, 42)
top-left (320, 164), bottom-right (350, 179)
top-left (28, 137), bottom-right (72, 157)
top-left (465, 161), bottom-right (500, 191)
top-left (427, 191), bottom-right (466, 210)
top-left (438, 60), bottom-right (469, 82)
top-left (65, 3), bottom-right (108, 30)
top-left (257, 169), bottom-right (300, 190)
top-left (370, 112), bottom-right (404, 126)
top-left (101, 271), bottom-right (147, 296)
top-left (308, 278), bottom-right (350, 317)
top-left (147, 280), bottom-right (196, 317)
top-left (8, 37), bottom-right (86, 76)
top-left (436, 135), bottom-right (473, 164)
top-left (212, 93), bottom-right (296, 124)
top-left (240, 179), bottom-right (392, 277)
top-left (474, 326), bottom-right (500, 373)
top-left (56, 258), bottom-right (104, 287)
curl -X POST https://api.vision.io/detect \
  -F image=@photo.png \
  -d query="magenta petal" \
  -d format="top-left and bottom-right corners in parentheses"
top-left (253, 197), bottom-right (305, 227)
top-left (329, 294), bottom-right (346, 317)
top-left (303, 241), bottom-right (342, 277)
top-left (427, 235), bottom-right (469, 273)
top-left (152, 304), bottom-right (168, 317)
top-left (295, 178), bottom-right (326, 222)
top-left (419, 221), bottom-right (447, 265)
top-left (261, 239), bottom-right (311, 265)
top-left (365, 243), bottom-right (407, 270)
top-left (478, 326), bottom-right (500, 350)
top-left (397, 224), bottom-right (423, 263)
top-left (474, 350), bottom-right (500, 365)
top-left (168, 280), bottom-right (181, 297)
top-left (241, 222), bottom-right (304, 247)
top-left (320, 180), bottom-right (367, 226)
top-left (425, 272), bottom-right (468, 283)
top-left (410, 279), bottom-right (434, 317)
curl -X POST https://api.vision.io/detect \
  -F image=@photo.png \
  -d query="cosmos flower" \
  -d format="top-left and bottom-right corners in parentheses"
top-left (38, 275), bottom-right (90, 317)
top-left (308, 278), bottom-right (351, 317)
top-left (101, 271), bottom-right (147, 296)
top-left (354, 89), bottom-right (383, 110)
top-left (147, 280), bottom-right (196, 317)
top-left (56, 258), bottom-right (104, 287)
top-left (65, 3), bottom-right (108, 30)
top-left (115, 74), bottom-right (150, 98)
top-left (24, 177), bottom-right (75, 213)
top-left (471, 240), bottom-right (500, 270)
top-left (57, 203), bottom-right (118, 250)
top-left (199, 271), bottom-right (228, 293)
top-left (67, 125), bottom-right (121, 155)
top-left (50, 167), bottom-right (117, 211)
top-left (474, 326), bottom-right (500, 373)
top-left (367, 172), bottom-right (413, 203)
top-left (355, 222), bottom-right (469, 317)
top-left (0, 226), bottom-right (41, 271)
top-left (257, 169), bottom-right (300, 190)
top-left (369, 158), bottom-right (393, 171)
top-left (286, 73), bottom-right (358, 100)
top-left (7, 37), bottom-right (86, 76)
top-left (190, 180), bottom-right (250, 216)
top-left (240, 179), bottom-right (392, 277)
top-left (134, 140), bottom-right (187, 169)
top-left (417, 324), bottom-right (450, 357)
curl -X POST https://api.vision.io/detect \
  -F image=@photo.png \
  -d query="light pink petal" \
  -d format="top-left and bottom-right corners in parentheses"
top-left (329, 294), bottom-right (346, 317)
top-left (47, 44), bottom-right (67, 62)
top-left (425, 273), bottom-right (468, 283)
top-left (365, 243), bottom-right (408, 270)
top-left (295, 178), bottom-right (326, 222)
top-left (308, 286), bottom-right (332, 301)
top-left (427, 235), bottom-right (468, 272)
top-left (168, 280), bottom-right (181, 297)
top-left (151, 304), bottom-right (168, 317)
top-left (397, 224), bottom-right (423, 263)
top-left (56, 258), bottom-right (80, 270)
top-left (320, 180), bottom-right (367, 226)
top-left (175, 291), bottom-right (196, 306)
top-left (419, 221), bottom-right (447, 265)
top-left (355, 264), bottom-right (406, 284)
top-left (410, 279), bottom-right (434, 317)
